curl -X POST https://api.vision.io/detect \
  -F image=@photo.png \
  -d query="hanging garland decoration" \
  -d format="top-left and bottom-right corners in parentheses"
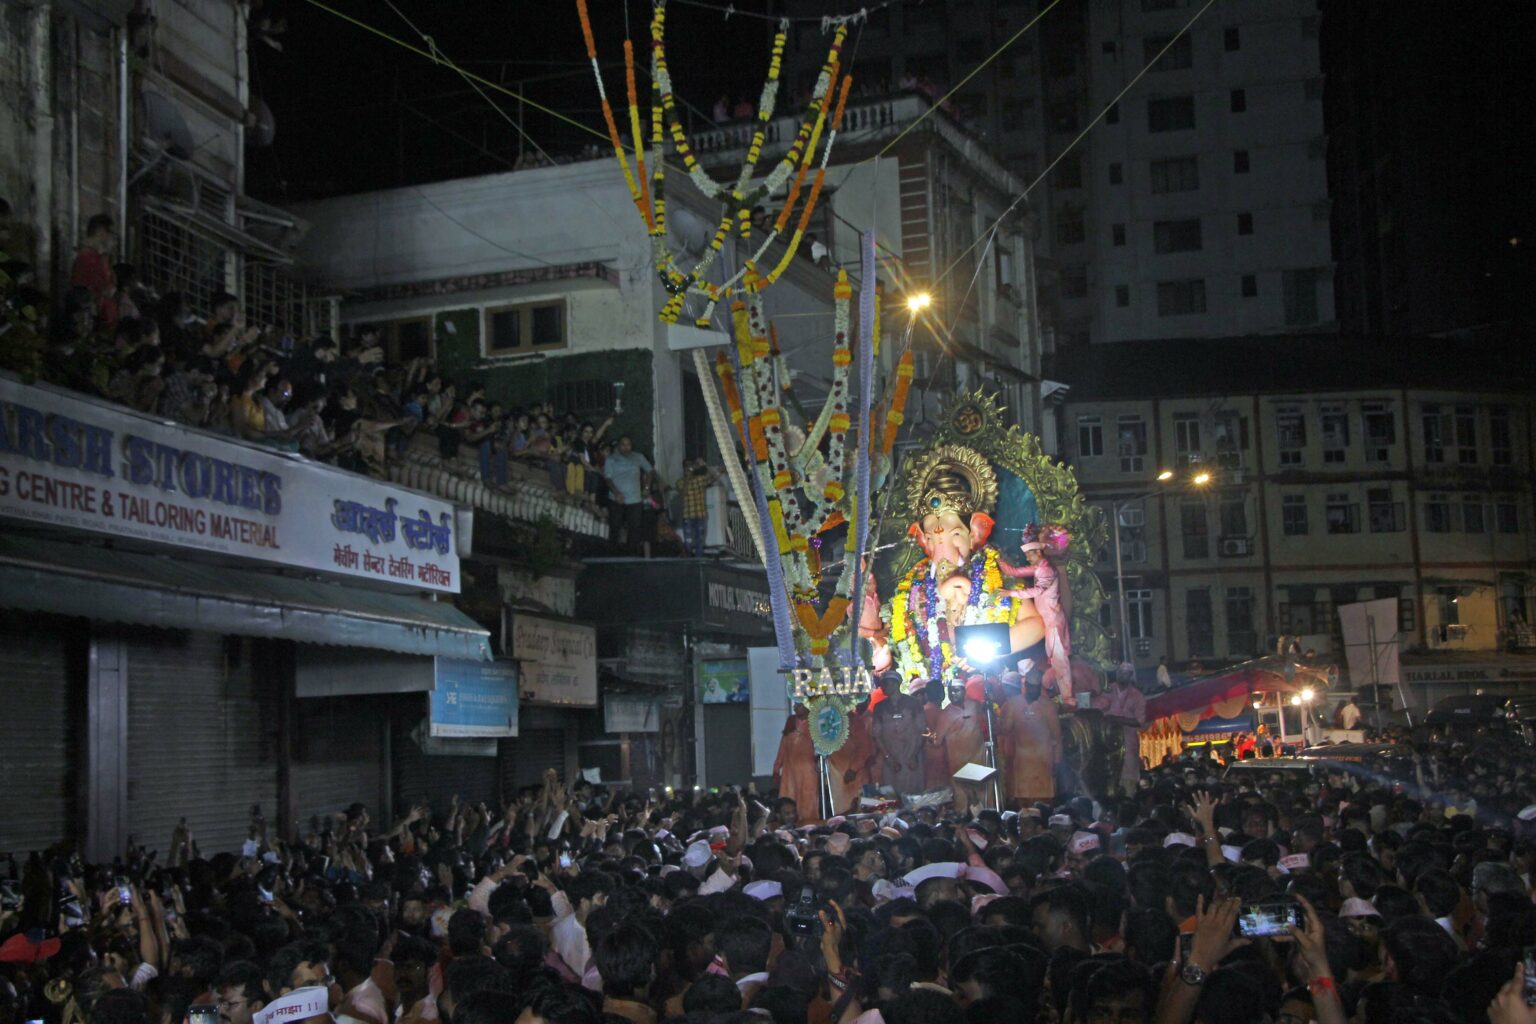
top-left (575, 0), bottom-right (854, 324)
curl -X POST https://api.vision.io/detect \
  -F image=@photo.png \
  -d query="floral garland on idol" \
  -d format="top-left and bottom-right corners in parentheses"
top-left (574, 0), bottom-right (853, 325)
top-left (887, 549), bottom-right (1015, 686)
top-left (712, 280), bottom-right (914, 664)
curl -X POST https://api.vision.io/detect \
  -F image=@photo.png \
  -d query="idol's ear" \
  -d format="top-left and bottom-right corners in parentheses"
top-left (969, 511), bottom-right (996, 548)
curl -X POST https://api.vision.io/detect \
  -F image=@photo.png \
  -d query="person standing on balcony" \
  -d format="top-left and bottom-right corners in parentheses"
top-left (676, 458), bottom-right (721, 557)
top-left (70, 213), bottom-right (118, 331)
top-left (603, 436), bottom-right (653, 555)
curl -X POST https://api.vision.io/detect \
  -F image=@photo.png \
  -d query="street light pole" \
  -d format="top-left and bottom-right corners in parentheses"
top-left (1113, 499), bottom-right (1131, 665)
top-left (1107, 469), bottom-right (1212, 671)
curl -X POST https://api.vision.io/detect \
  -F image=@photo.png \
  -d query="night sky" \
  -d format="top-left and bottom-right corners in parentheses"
top-left (247, 0), bottom-right (787, 202)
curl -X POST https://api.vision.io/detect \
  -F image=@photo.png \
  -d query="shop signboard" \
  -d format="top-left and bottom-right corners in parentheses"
top-left (605, 695), bottom-right (661, 732)
top-left (511, 613), bottom-right (598, 706)
top-left (0, 377), bottom-right (461, 591)
top-left (699, 658), bottom-right (750, 703)
top-left (430, 658), bottom-right (519, 737)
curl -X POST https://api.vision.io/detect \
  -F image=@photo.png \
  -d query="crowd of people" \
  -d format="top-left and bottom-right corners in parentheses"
top-left (3, 692), bottom-right (1534, 1024)
top-left (0, 209), bottom-right (741, 555)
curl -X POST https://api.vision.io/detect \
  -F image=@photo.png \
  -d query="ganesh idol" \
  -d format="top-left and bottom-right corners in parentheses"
top-left (859, 445), bottom-right (1046, 689)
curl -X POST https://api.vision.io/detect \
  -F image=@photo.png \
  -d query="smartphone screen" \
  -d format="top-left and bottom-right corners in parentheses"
top-left (188, 1005), bottom-right (220, 1024)
top-left (1523, 945), bottom-right (1536, 1006)
top-left (115, 876), bottom-right (132, 906)
top-left (1178, 932), bottom-right (1194, 963)
top-left (1238, 903), bottom-right (1300, 938)
top-left (558, 853), bottom-right (573, 870)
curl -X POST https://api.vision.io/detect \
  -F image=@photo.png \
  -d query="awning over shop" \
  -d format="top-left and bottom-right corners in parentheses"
top-left (577, 558), bottom-right (774, 640)
top-left (1145, 660), bottom-right (1316, 721)
top-left (0, 536), bottom-right (490, 660)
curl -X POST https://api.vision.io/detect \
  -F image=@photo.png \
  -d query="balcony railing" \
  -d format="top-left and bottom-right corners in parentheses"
top-left (388, 448), bottom-right (610, 539)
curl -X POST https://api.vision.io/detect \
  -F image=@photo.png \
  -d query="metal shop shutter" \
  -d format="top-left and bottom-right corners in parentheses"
top-left (392, 702), bottom-right (500, 815)
top-left (292, 697), bottom-right (384, 835)
top-left (126, 632), bottom-right (280, 855)
top-left (501, 728), bottom-right (567, 793)
top-left (0, 615), bottom-right (78, 852)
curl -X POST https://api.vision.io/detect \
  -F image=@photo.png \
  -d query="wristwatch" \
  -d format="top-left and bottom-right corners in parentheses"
top-left (1179, 962), bottom-right (1209, 987)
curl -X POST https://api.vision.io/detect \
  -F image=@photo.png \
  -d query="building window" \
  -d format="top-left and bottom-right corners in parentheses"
top-left (1276, 405), bottom-right (1306, 466)
top-left (1174, 413), bottom-right (1201, 462)
top-left (1181, 500), bottom-right (1210, 559)
top-left (1001, 99), bottom-right (1034, 130)
top-left (1056, 208), bottom-right (1087, 246)
top-left (1048, 100), bottom-right (1079, 133)
top-left (1462, 496), bottom-right (1487, 534)
top-left (1424, 493), bottom-right (1452, 533)
top-left (1126, 589), bottom-right (1154, 640)
top-left (1053, 154), bottom-right (1084, 189)
top-left (1282, 268), bottom-right (1320, 325)
top-left (1148, 96), bottom-right (1196, 132)
top-left (1363, 401), bottom-right (1395, 462)
top-left (1325, 492), bottom-right (1360, 534)
top-left (1226, 586), bottom-right (1257, 657)
top-left (1279, 586), bottom-right (1330, 635)
top-left (1436, 587), bottom-right (1461, 626)
top-left (1219, 491), bottom-right (1248, 541)
top-left (1224, 26), bottom-right (1241, 50)
top-left (1212, 411), bottom-right (1247, 468)
top-left (1077, 416), bottom-right (1103, 458)
top-left (484, 300), bottom-right (567, 354)
top-left (1153, 218), bottom-right (1203, 253)
top-left (1320, 403), bottom-right (1349, 463)
top-left (1156, 279), bottom-right (1207, 316)
top-left (1367, 487), bottom-right (1404, 533)
top-left (1422, 404), bottom-right (1446, 464)
top-left (1150, 156), bottom-right (1200, 193)
top-left (1237, 212), bottom-right (1253, 235)
top-left (1109, 161), bottom-right (1124, 185)
top-left (1489, 406), bottom-right (1513, 465)
top-left (1118, 416), bottom-right (1148, 472)
top-left (1061, 264), bottom-right (1089, 298)
top-left (1112, 223), bottom-right (1126, 246)
top-left (1240, 274), bottom-right (1257, 298)
top-left (1496, 495), bottom-right (1521, 533)
top-left (1452, 405), bottom-right (1478, 464)
top-left (1230, 88), bottom-right (1247, 112)
top-left (1146, 34), bottom-right (1193, 71)
top-left (1233, 149), bottom-right (1251, 173)
top-left (1186, 588), bottom-right (1214, 658)
top-left (1281, 494), bottom-right (1309, 536)
top-left (1115, 285), bottom-right (1130, 307)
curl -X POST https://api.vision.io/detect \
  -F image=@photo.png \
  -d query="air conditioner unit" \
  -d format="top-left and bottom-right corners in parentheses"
top-left (1118, 507), bottom-right (1145, 528)
top-left (1220, 538), bottom-right (1251, 557)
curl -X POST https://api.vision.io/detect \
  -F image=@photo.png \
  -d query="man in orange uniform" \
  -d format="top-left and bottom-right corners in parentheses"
top-left (772, 706), bottom-right (821, 824)
top-left (827, 700), bottom-right (875, 815)
top-left (938, 676), bottom-right (992, 815)
top-left (999, 672), bottom-right (1061, 806)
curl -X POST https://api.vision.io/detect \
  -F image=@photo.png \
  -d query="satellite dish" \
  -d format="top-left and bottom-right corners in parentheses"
top-left (141, 89), bottom-right (195, 159)
top-left (246, 94), bottom-right (276, 147)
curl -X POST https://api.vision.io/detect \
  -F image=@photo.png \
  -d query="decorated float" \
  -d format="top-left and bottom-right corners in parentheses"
top-left (576, 0), bottom-right (1125, 812)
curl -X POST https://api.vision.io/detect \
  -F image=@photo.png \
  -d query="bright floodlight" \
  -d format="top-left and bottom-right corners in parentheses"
top-left (1290, 694), bottom-right (1303, 705)
top-left (1252, 699), bottom-right (1263, 709)
top-left (907, 291), bottom-right (932, 312)
top-left (1192, 471), bottom-right (1212, 485)
top-left (964, 638), bottom-right (1002, 662)
top-left (1156, 469), bottom-right (1175, 482)
top-left (955, 622), bottom-right (1010, 667)
top-left (1300, 687), bottom-right (1314, 702)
